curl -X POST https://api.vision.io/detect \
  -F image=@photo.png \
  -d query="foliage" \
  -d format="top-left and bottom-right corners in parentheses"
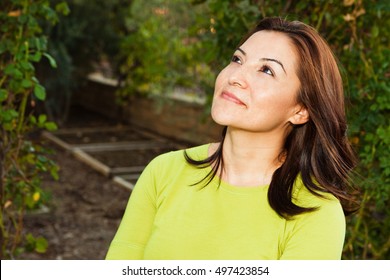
top-left (0, 0), bottom-right (67, 259)
top-left (337, 0), bottom-right (390, 259)
top-left (36, 0), bottom-right (128, 124)
top-left (119, 0), bottom-right (389, 259)
top-left (117, 0), bottom-right (215, 105)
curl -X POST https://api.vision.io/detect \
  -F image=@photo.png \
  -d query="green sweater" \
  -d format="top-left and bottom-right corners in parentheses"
top-left (106, 144), bottom-right (345, 260)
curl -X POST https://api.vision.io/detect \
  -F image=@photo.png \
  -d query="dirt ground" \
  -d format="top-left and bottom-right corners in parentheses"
top-left (16, 105), bottom-right (188, 260)
top-left (18, 108), bottom-right (137, 260)
top-left (19, 141), bottom-right (131, 260)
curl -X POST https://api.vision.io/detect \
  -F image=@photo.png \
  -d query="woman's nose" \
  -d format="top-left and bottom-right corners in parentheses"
top-left (227, 67), bottom-right (248, 88)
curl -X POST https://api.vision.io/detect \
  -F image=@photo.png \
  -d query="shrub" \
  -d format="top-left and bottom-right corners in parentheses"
top-left (0, 0), bottom-right (68, 259)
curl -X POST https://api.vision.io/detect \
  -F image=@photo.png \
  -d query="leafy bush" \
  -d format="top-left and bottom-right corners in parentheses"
top-left (0, 0), bottom-right (67, 259)
top-left (117, 0), bottom-right (215, 105)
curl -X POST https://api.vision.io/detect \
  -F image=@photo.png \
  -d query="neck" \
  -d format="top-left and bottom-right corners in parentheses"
top-left (219, 127), bottom-right (286, 187)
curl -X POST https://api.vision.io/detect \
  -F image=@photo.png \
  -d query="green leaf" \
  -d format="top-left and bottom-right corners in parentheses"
top-left (34, 84), bottom-right (46, 100)
top-left (30, 115), bottom-right (37, 124)
top-left (38, 114), bottom-right (47, 124)
top-left (0, 89), bottom-right (8, 101)
top-left (30, 52), bottom-right (42, 62)
top-left (20, 61), bottom-right (34, 71)
top-left (25, 153), bottom-right (36, 164)
top-left (371, 25), bottom-right (379, 38)
top-left (1, 109), bottom-right (18, 122)
top-left (35, 237), bottom-right (48, 253)
top-left (34, 37), bottom-right (41, 51)
top-left (56, 2), bottom-right (70, 16)
top-left (37, 155), bottom-right (48, 163)
top-left (4, 64), bottom-right (23, 79)
top-left (44, 122), bottom-right (58, 131)
top-left (50, 166), bottom-right (60, 181)
top-left (21, 79), bottom-right (33, 88)
top-left (25, 233), bottom-right (35, 244)
top-left (43, 53), bottom-right (57, 68)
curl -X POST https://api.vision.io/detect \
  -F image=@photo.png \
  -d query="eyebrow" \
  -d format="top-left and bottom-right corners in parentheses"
top-left (236, 47), bottom-right (287, 75)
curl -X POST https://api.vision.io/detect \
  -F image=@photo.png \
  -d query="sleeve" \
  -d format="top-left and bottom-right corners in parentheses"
top-left (105, 158), bottom-right (158, 260)
top-left (280, 195), bottom-right (346, 260)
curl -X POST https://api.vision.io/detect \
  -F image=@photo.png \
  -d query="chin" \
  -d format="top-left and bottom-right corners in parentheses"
top-left (211, 109), bottom-right (232, 126)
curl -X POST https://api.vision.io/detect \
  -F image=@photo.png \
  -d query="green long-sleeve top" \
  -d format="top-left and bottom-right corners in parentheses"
top-left (106, 144), bottom-right (345, 260)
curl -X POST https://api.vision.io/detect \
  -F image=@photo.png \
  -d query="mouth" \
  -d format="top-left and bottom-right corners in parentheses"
top-left (220, 91), bottom-right (246, 106)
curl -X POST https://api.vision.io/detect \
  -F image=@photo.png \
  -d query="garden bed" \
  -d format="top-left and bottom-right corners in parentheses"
top-left (20, 142), bottom-right (131, 260)
top-left (19, 107), bottom-right (186, 259)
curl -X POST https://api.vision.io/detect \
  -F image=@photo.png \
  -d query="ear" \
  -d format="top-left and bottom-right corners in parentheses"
top-left (289, 105), bottom-right (309, 125)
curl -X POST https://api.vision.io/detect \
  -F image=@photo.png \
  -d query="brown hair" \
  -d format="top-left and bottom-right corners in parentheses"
top-left (185, 17), bottom-right (359, 218)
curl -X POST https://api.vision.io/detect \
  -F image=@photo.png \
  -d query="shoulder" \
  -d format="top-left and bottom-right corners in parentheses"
top-left (136, 144), bottom-right (210, 196)
top-left (144, 144), bottom-right (210, 177)
top-left (291, 177), bottom-right (345, 226)
top-left (292, 176), bottom-right (342, 210)
top-left (281, 177), bottom-right (346, 259)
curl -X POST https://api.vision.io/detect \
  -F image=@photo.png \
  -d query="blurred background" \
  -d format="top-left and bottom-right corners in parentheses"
top-left (1, 0), bottom-right (389, 259)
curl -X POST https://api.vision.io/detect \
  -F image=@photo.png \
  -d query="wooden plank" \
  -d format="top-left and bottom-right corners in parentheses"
top-left (110, 166), bottom-right (145, 175)
top-left (117, 173), bottom-right (141, 180)
top-left (87, 72), bottom-right (119, 87)
top-left (52, 126), bottom-right (133, 136)
top-left (72, 148), bottom-right (111, 176)
top-left (41, 131), bottom-right (73, 151)
top-left (73, 140), bottom-right (170, 152)
top-left (113, 176), bottom-right (134, 191)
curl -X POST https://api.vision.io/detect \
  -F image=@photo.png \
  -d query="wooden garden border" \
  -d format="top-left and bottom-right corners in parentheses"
top-left (41, 127), bottom-right (177, 190)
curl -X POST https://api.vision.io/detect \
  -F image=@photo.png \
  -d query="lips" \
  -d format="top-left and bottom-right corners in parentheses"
top-left (221, 91), bottom-right (246, 106)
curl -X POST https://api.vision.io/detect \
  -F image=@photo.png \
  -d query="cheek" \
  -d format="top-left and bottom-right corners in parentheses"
top-left (214, 66), bottom-right (231, 90)
top-left (251, 84), bottom-right (299, 119)
top-left (213, 70), bottom-right (224, 92)
top-left (270, 96), bottom-right (296, 111)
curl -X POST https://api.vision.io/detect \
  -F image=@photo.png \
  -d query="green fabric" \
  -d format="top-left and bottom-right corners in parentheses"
top-left (106, 144), bottom-right (345, 260)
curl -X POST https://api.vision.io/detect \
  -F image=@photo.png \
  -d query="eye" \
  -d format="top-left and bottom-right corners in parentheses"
top-left (231, 55), bottom-right (242, 64)
top-left (259, 65), bottom-right (274, 76)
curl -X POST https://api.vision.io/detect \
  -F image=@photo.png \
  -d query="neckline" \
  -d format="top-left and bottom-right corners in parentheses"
top-left (200, 143), bottom-right (269, 194)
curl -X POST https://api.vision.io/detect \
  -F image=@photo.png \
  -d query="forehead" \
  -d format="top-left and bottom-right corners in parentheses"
top-left (240, 31), bottom-right (298, 71)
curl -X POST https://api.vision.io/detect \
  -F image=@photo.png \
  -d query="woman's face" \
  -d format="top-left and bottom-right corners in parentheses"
top-left (211, 31), bottom-right (305, 135)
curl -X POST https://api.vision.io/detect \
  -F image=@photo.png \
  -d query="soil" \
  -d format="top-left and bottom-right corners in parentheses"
top-left (89, 148), bottom-right (172, 168)
top-left (19, 141), bottom-right (131, 260)
top-left (58, 129), bottom-right (149, 144)
top-left (18, 106), bottom-right (184, 260)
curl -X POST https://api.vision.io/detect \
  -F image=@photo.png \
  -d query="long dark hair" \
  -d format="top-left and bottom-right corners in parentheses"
top-left (185, 17), bottom-right (359, 218)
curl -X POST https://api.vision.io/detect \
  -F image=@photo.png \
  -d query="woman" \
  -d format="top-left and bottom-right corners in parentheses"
top-left (106, 17), bottom-right (358, 260)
